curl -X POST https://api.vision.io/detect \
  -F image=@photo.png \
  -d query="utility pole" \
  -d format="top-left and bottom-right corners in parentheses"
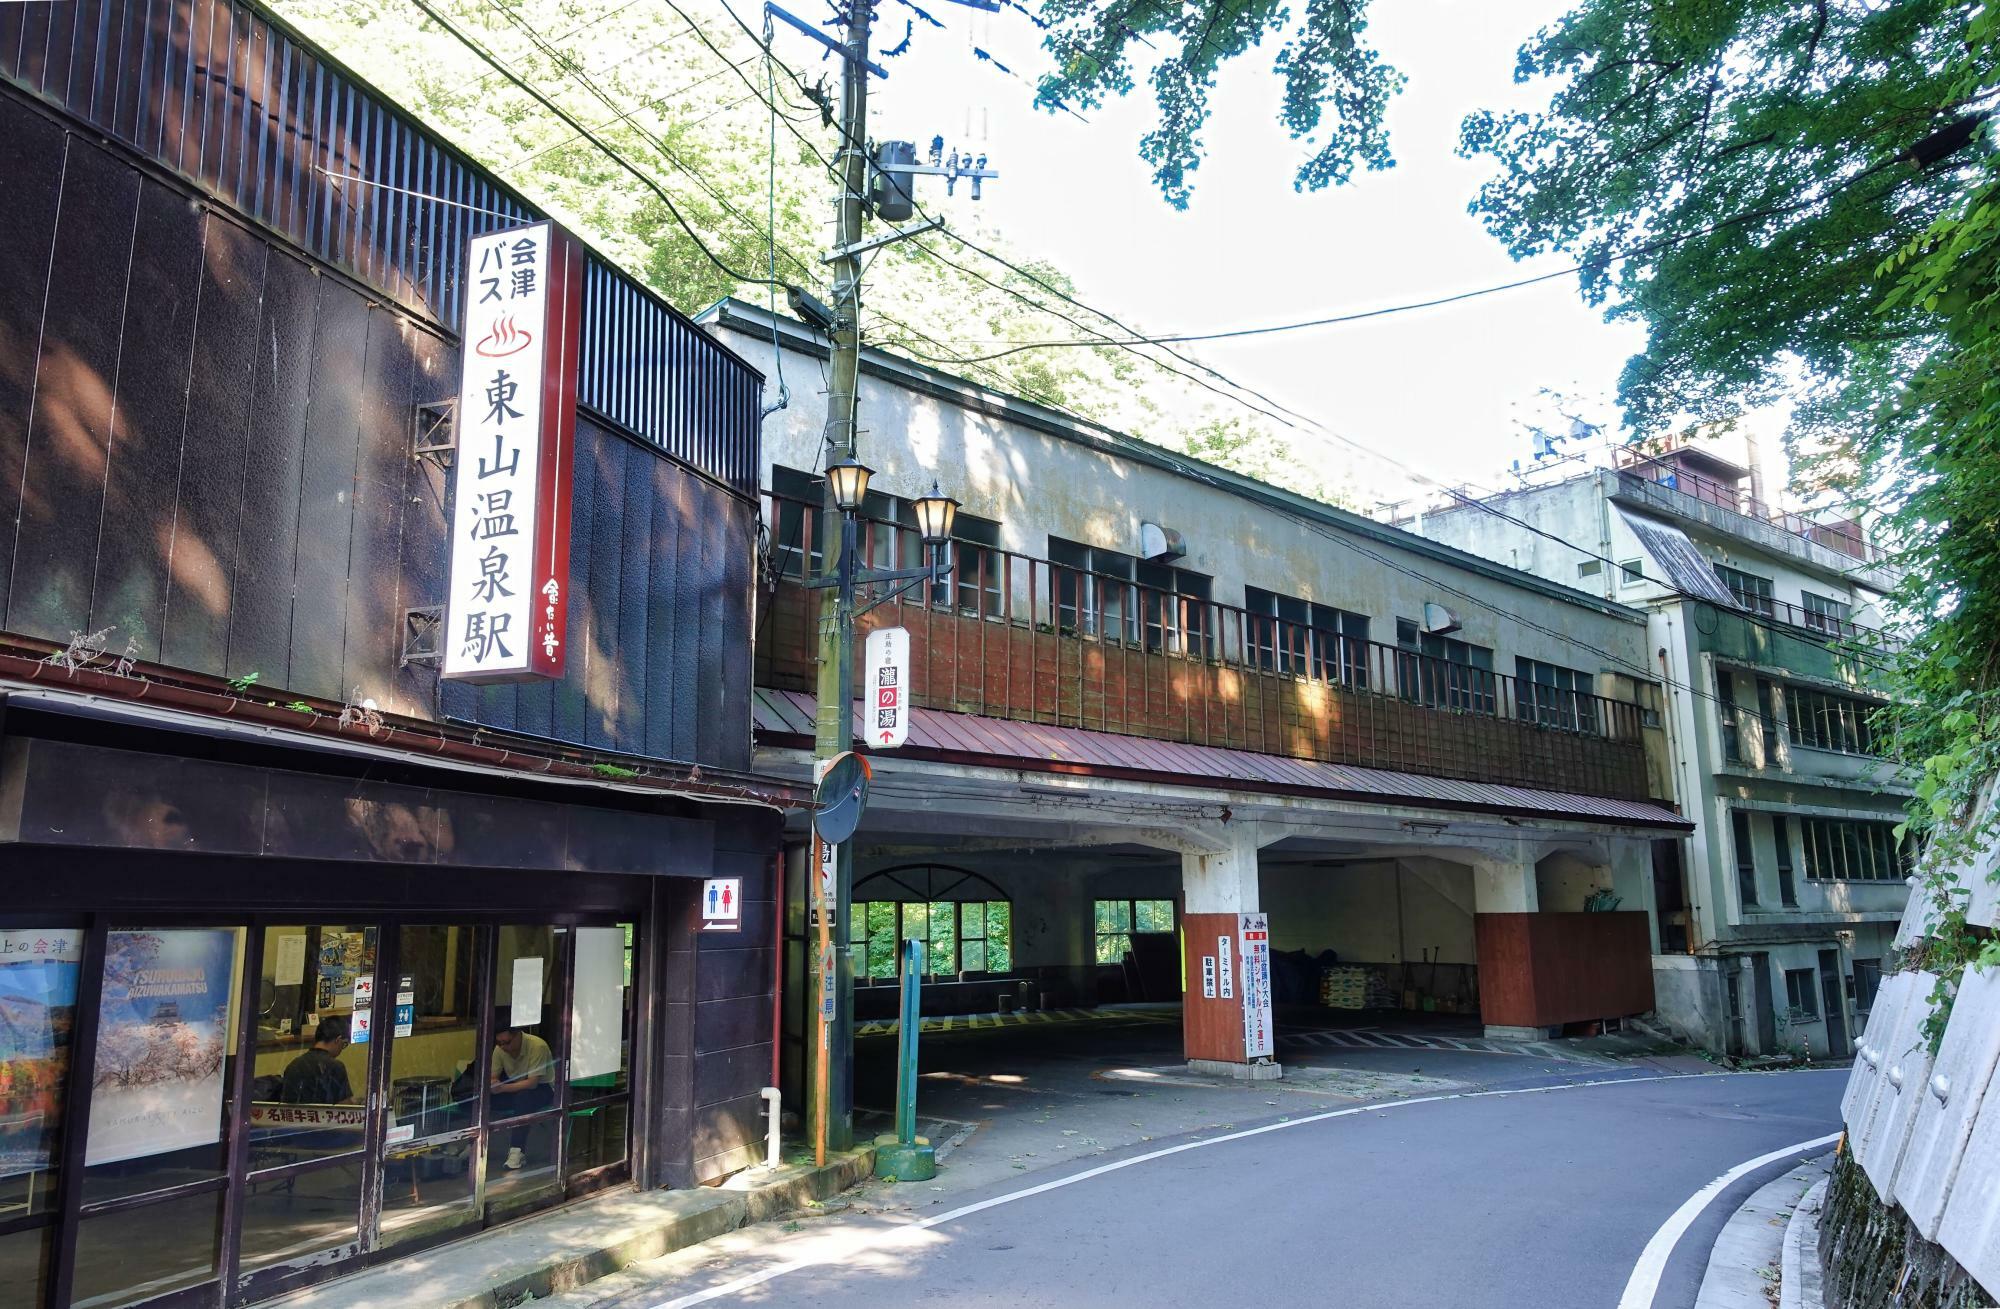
top-left (808, 0), bottom-right (873, 1157)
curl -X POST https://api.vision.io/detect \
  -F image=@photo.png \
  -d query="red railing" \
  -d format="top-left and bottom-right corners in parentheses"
top-left (758, 493), bottom-right (1655, 800)
top-left (1612, 453), bottom-right (1883, 564)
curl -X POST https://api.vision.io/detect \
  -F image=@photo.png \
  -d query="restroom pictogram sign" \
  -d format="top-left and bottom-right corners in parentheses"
top-left (701, 878), bottom-right (742, 931)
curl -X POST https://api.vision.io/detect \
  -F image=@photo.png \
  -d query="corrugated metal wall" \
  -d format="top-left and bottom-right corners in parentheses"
top-left (0, 86), bottom-right (753, 771)
top-left (0, 0), bottom-right (761, 496)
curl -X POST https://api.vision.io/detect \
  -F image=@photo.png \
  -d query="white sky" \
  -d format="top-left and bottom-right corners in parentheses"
top-left (771, 0), bottom-right (1656, 503)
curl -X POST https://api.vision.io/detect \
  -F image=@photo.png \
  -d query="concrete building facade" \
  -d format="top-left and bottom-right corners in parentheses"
top-left (701, 300), bottom-right (1693, 1096)
top-left (1408, 435), bottom-right (1909, 1058)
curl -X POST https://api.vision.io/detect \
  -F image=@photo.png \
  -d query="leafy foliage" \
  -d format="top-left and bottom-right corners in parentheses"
top-left (272, 0), bottom-right (1332, 497)
top-left (1461, 0), bottom-right (2000, 1023)
top-left (1036, 0), bottom-right (1403, 207)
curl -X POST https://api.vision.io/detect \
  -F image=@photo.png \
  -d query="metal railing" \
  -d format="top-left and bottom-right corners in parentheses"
top-left (1612, 453), bottom-right (1882, 564)
top-left (761, 494), bottom-right (1652, 795)
top-left (1722, 592), bottom-right (1894, 648)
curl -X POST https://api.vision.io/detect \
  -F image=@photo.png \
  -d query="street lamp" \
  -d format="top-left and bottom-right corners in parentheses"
top-left (824, 456), bottom-right (873, 514)
top-left (803, 471), bottom-right (959, 1162)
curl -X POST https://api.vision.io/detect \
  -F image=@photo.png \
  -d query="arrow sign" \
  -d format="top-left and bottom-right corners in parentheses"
top-left (865, 626), bottom-right (911, 750)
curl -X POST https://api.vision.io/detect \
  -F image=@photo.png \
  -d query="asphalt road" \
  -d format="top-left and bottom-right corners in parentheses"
top-left (587, 1067), bottom-right (1845, 1309)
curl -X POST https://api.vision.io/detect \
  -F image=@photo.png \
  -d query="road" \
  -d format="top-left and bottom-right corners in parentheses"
top-left (576, 1067), bottom-right (1846, 1309)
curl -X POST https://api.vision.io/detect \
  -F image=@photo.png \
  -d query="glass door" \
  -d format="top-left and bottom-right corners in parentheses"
top-left (483, 927), bottom-right (566, 1225)
top-left (228, 924), bottom-right (381, 1304)
top-left (376, 924), bottom-right (485, 1254)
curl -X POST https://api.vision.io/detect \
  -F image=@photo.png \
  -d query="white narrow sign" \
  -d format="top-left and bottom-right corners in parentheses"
top-left (866, 626), bottom-right (911, 748)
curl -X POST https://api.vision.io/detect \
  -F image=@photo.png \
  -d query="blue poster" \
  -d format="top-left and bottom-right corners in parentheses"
top-left (86, 929), bottom-right (239, 1166)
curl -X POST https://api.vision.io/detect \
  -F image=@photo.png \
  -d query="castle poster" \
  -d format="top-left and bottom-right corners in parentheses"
top-left (86, 930), bottom-right (238, 1166)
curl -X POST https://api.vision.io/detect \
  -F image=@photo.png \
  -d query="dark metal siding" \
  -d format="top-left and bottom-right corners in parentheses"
top-left (0, 0), bottom-right (761, 495)
top-left (0, 95), bottom-right (754, 773)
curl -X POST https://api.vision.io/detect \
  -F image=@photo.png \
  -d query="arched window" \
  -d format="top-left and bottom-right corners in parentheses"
top-left (851, 865), bottom-right (1012, 981)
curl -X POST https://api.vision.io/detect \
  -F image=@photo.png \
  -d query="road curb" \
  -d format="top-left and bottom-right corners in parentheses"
top-left (273, 1148), bottom-right (876, 1309)
top-left (1694, 1154), bottom-right (1832, 1309)
top-left (1779, 1174), bottom-right (1831, 1309)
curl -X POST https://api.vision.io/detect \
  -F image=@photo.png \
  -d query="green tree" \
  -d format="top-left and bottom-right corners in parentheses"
top-left (275, 0), bottom-right (1282, 468)
top-left (1035, 0), bottom-right (1403, 207)
top-left (1461, 0), bottom-right (2000, 1020)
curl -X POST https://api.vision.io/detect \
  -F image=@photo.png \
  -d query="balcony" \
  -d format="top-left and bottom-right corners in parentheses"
top-left (757, 494), bottom-right (1656, 802)
top-left (1611, 449), bottom-right (1885, 566)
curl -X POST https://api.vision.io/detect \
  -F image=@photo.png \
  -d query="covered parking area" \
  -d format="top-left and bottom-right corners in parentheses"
top-left (756, 690), bottom-right (1692, 1091)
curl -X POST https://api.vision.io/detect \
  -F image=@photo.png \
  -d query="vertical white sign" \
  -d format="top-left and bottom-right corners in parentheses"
top-left (1201, 956), bottom-right (1217, 999)
top-left (443, 221), bottom-right (576, 683)
top-left (510, 955), bottom-right (545, 1029)
top-left (701, 877), bottom-right (743, 930)
top-left (1217, 935), bottom-right (1234, 1000)
top-left (866, 626), bottom-right (911, 748)
top-left (1239, 912), bottom-right (1274, 1059)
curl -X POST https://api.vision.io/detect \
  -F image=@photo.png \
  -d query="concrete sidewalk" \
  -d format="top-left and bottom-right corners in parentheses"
top-left (1695, 1154), bottom-right (1833, 1309)
top-left (273, 1150), bottom-right (875, 1309)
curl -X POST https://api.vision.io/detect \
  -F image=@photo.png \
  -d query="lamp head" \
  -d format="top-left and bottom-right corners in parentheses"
top-left (825, 457), bottom-right (873, 514)
top-left (911, 481), bottom-right (960, 545)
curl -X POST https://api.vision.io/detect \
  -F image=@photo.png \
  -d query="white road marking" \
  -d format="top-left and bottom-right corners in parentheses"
top-left (638, 1068), bottom-right (1846, 1309)
top-left (1613, 1131), bottom-right (1844, 1309)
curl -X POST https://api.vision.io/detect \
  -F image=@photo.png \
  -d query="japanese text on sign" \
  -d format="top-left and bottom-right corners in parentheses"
top-left (443, 221), bottom-right (579, 683)
top-left (1238, 912), bottom-right (1274, 1059)
top-left (865, 626), bottom-right (910, 748)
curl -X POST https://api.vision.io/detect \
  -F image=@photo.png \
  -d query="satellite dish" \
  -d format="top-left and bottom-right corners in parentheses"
top-left (812, 752), bottom-right (873, 844)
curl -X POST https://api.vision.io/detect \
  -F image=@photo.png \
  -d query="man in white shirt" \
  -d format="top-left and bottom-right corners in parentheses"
top-left (492, 1023), bottom-right (555, 1169)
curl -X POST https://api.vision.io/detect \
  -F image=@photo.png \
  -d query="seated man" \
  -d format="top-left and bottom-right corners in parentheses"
top-left (491, 1023), bottom-right (555, 1169)
top-left (281, 1016), bottom-right (353, 1104)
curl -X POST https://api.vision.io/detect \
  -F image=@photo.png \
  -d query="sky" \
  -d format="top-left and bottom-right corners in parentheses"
top-left (769, 0), bottom-right (1658, 504)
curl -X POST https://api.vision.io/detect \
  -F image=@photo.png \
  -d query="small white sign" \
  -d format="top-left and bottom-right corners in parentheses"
top-left (386, 1122), bottom-right (416, 1145)
top-left (701, 877), bottom-right (743, 931)
top-left (1201, 956), bottom-right (1217, 999)
top-left (350, 1007), bottom-right (372, 1045)
top-left (1217, 936), bottom-right (1234, 1000)
top-left (865, 626), bottom-right (911, 749)
top-left (352, 974), bottom-right (374, 1007)
top-left (510, 956), bottom-right (544, 1029)
top-left (273, 934), bottom-right (307, 987)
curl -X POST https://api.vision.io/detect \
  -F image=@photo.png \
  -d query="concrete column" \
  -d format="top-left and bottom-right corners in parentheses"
top-left (1175, 821), bottom-right (1282, 1081)
top-left (1470, 850), bottom-right (1547, 1041)
top-left (1471, 852), bottom-right (1538, 915)
top-left (1608, 839), bottom-right (1661, 954)
top-left (1181, 821), bottom-right (1264, 915)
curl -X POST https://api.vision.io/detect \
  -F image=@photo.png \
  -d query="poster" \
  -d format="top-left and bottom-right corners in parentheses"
top-left (0, 930), bottom-right (81, 1182)
top-left (570, 928), bottom-right (625, 1081)
top-left (1238, 913), bottom-right (1274, 1059)
top-left (86, 929), bottom-right (237, 1166)
top-left (510, 957), bottom-right (544, 1029)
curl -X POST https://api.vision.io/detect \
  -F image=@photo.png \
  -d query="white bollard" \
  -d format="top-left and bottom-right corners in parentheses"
top-left (760, 1086), bottom-right (782, 1169)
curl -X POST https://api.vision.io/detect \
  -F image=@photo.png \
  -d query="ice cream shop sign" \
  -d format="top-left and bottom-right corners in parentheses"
top-left (443, 221), bottom-right (584, 683)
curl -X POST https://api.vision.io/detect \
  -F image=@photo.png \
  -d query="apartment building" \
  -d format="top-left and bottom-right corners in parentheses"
top-left (1410, 435), bottom-right (1908, 1057)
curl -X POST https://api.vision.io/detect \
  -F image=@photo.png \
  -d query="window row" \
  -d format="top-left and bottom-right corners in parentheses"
top-left (852, 901), bottom-right (1013, 980)
top-left (1094, 898), bottom-right (1177, 965)
top-left (1718, 668), bottom-right (1883, 760)
top-left (1799, 817), bottom-right (1912, 882)
top-left (1787, 686), bottom-right (1882, 755)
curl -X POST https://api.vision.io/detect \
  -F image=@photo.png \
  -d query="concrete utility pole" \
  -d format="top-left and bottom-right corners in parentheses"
top-left (809, 0), bottom-right (874, 1157)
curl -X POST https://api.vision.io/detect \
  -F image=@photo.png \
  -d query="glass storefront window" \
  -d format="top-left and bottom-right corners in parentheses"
top-left (483, 1123), bottom-right (560, 1224)
top-left (490, 928), bottom-right (561, 1123)
top-left (246, 925), bottom-right (376, 1168)
top-left (378, 1136), bottom-right (479, 1251)
top-left (235, 1155), bottom-right (364, 1278)
top-left (388, 925), bottom-right (481, 1144)
top-left (83, 927), bottom-right (246, 1206)
top-left (70, 1186), bottom-right (224, 1308)
top-left (0, 928), bottom-right (82, 1221)
top-left (564, 1099), bottom-right (629, 1180)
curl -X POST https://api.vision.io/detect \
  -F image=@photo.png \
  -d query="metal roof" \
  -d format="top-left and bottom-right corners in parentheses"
top-left (754, 688), bottom-right (1690, 831)
top-left (1619, 510), bottom-right (1741, 607)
